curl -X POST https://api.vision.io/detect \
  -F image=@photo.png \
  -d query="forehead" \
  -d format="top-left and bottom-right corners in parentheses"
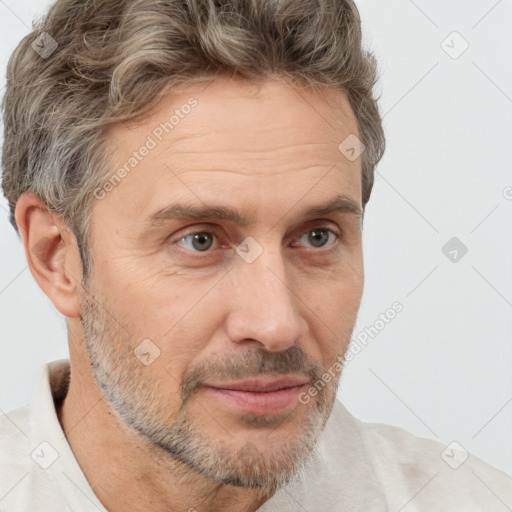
top-left (112, 76), bottom-right (359, 151)
top-left (98, 76), bottom-right (362, 228)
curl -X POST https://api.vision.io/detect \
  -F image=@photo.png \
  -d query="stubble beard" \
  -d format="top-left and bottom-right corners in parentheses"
top-left (80, 282), bottom-right (345, 492)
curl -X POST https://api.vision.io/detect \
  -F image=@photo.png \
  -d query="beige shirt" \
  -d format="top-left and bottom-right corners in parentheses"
top-left (1, 359), bottom-right (511, 511)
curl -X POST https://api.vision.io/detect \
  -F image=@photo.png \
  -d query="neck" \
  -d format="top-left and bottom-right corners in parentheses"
top-left (56, 356), bottom-right (275, 512)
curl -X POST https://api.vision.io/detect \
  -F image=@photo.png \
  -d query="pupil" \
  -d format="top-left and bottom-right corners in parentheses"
top-left (192, 232), bottom-right (213, 251)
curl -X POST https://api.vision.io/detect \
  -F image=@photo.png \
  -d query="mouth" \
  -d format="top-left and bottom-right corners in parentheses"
top-left (202, 376), bottom-right (311, 415)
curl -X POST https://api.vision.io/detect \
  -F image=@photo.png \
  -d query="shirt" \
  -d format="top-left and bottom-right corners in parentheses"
top-left (1, 359), bottom-right (511, 511)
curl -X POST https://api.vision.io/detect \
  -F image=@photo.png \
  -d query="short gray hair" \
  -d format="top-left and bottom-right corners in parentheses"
top-left (1, 0), bottom-right (385, 279)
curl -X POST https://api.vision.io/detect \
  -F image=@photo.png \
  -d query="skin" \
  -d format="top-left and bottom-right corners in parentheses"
top-left (15, 75), bottom-right (365, 512)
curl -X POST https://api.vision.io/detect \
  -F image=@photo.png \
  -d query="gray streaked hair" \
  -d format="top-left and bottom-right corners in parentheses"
top-left (1, 0), bottom-right (385, 279)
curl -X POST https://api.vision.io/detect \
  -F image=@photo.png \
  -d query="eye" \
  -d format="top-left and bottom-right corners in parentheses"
top-left (176, 231), bottom-right (218, 252)
top-left (172, 226), bottom-right (340, 255)
top-left (295, 227), bottom-right (339, 249)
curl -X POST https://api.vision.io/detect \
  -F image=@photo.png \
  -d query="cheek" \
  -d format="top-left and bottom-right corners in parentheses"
top-left (103, 274), bottom-right (220, 373)
top-left (303, 264), bottom-right (363, 352)
top-left (302, 252), bottom-right (363, 311)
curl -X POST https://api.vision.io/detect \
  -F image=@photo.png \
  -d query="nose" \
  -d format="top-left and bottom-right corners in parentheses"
top-left (224, 243), bottom-right (308, 352)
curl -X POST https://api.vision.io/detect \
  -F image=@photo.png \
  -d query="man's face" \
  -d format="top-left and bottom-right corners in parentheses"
top-left (82, 76), bottom-right (364, 490)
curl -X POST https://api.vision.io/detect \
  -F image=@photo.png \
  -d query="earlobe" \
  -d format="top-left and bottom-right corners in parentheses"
top-left (15, 193), bottom-right (83, 318)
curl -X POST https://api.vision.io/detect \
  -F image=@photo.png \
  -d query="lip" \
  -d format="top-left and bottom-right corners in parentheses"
top-left (202, 376), bottom-right (310, 415)
top-left (206, 376), bottom-right (310, 392)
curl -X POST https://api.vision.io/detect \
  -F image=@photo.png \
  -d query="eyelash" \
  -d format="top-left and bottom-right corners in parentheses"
top-left (171, 225), bottom-right (342, 255)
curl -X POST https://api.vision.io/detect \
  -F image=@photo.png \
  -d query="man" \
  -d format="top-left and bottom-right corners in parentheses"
top-left (1, 0), bottom-right (510, 510)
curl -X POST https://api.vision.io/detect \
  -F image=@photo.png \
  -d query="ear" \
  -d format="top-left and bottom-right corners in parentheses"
top-left (14, 192), bottom-right (83, 318)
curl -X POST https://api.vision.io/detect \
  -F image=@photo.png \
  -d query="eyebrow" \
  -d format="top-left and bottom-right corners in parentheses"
top-left (148, 194), bottom-right (362, 227)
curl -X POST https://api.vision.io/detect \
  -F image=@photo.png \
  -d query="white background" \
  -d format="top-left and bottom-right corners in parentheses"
top-left (1, 0), bottom-right (511, 480)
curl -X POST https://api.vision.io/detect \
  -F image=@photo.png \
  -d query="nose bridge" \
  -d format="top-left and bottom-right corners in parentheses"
top-left (226, 240), bottom-right (305, 351)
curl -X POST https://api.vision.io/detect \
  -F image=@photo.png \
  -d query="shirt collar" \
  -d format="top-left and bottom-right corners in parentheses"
top-left (29, 359), bottom-right (108, 511)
